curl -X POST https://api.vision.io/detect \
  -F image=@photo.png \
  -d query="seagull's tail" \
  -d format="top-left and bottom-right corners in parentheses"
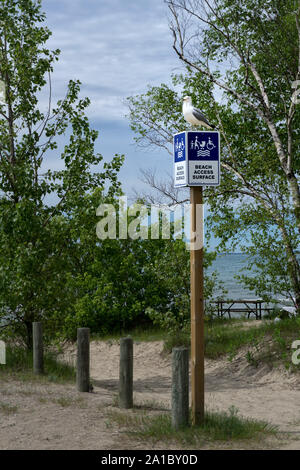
top-left (202, 118), bottom-right (216, 130)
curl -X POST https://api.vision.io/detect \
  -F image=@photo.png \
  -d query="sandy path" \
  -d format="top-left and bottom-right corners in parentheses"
top-left (0, 340), bottom-right (299, 449)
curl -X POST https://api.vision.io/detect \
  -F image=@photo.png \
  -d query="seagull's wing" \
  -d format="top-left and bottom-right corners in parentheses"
top-left (192, 107), bottom-right (215, 128)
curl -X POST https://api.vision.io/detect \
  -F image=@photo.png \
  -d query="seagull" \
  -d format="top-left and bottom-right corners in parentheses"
top-left (182, 96), bottom-right (215, 129)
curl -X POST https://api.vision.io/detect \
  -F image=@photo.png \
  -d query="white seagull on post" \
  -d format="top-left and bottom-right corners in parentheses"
top-left (182, 96), bottom-right (215, 129)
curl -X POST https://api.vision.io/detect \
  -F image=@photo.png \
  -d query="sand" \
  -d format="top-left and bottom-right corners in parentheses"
top-left (0, 339), bottom-right (299, 450)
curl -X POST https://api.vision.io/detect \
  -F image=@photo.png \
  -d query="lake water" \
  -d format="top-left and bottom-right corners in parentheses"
top-left (206, 253), bottom-right (254, 299)
top-left (205, 252), bottom-right (295, 316)
top-left (205, 252), bottom-right (298, 309)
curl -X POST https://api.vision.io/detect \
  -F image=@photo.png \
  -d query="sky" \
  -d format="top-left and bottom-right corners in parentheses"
top-left (41, 0), bottom-right (181, 196)
top-left (39, 0), bottom-right (226, 251)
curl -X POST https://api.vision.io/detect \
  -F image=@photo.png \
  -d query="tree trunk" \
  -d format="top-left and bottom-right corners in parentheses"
top-left (279, 225), bottom-right (300, 314)
top-left (287, 173), bottom-right (300, 234)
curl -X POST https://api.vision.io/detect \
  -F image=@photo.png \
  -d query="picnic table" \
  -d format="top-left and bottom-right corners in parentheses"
top-left (211, 299), bottom-right (264, 319)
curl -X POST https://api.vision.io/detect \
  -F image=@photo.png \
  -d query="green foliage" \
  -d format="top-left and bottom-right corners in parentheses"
top-left (201, 316), bottom-right (300, 373)
top-left (61, 202), bottom-right (223, 339)
top-left (201, 406), bottom-right (277, 441)
top-left (245, 350), bottom-right (259, 368)
top-left (127, 0), bottom-right (300, 312)
top-left (144, 242), bottom-right (225, 349)
top-left (258, 318), bottom-right (300, 371)
top-left (208, 191), bottom-right (300, 307)
top-left (0, 345), bottom-right (76, 383)
top-left (204, 318), bottom-right (265, 359)
top-left (0, 1), bottom-right (123, 347)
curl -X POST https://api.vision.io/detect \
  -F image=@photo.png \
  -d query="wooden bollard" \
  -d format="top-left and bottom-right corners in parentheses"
top-left (33, 322), bottom-right (44, 375)
top-left (0, 340), bottom-right (5, 365)
top-left (172, 347), bottom-right (189, 429)
top-left (119, 337), bottom-right (133, 408)
top-left (77, 328), bottom-right (90, 392)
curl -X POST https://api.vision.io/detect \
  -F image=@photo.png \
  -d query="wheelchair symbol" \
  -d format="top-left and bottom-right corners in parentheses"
top-left (207, 137), bottom-right (216, 151)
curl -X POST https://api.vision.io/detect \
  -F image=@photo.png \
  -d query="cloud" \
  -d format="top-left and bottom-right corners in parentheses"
top-left (35, 1), bottom-right (180, 198)
top-left (42, 0), bottom-right (180, 122)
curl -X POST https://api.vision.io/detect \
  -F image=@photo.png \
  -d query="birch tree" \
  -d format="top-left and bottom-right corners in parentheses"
top-left (127, 0), bottom-right (300, 311)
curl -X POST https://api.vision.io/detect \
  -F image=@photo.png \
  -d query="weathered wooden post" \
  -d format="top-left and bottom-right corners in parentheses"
top-left (33, 322), bottom-right (44, 375)
top-left (77, 328), bottom-right (90, 392)
top-left (190, 186), bottom-right (205, 425)
top-left (172, 347), bottom-right (189, 429)
top-left (173, 127), bottom-right (220, 426)
top-left (119, 337), bottom-right (133, 408)
top-left (0, 340), bottom-right (6, 365)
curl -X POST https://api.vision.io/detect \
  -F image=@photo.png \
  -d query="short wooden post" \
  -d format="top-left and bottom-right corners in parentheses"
top-left (119, 337), bottom-right (133, 408)
top-left (77, 328), bottom-right (90, 392)
top-left (0, 340), bottom-right (6, 365)
top-left (33, 322), bottom-right (44, 375)
top-left (172, 347), bottom-right (189, 429)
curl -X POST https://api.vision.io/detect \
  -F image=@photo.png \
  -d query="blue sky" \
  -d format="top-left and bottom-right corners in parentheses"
top-left (40, 0), bottom-right (226, 250)
top-left (42, 0), bottom-right (181, 195)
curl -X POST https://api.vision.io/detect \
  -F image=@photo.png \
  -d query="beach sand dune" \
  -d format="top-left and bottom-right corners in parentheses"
top-left (0, 340), bottom-right (299, 449)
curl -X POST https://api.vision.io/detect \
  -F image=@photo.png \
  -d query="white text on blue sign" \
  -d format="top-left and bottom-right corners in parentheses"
top-left (173, 131), bottom-right (220, 187)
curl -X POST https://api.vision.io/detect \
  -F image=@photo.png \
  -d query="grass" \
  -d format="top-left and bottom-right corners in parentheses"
top-left (52, 396), bottom-right (86, 408)
top-left (36, 394), bottom-right (87, 408)
top-left (91, 325), bottom-right (165, 343)
top-left (162, 316), bottom-right (300, 369)
top-left (156, 317), bottom-right (267, 357)
top-left (106, 405), bottom-right (277, 447)
top-left (0, 345), bottom-right (76, 384)
top-left (1, 316), bottom-right (299, 384)
top-left (87, 316), bottom-right (300, 374)
top-left (252, 320), bottom-right (300, 371)
top-left (204, 317), bottom-right (267, 359)
top-left (102, 317), bottom-right (255, 354)
top-left (204, 317), bottom-right (300, 372)
top-left (111, 394), bottom-right (169, 411)
top-left (0, 402), bottom-right (18, 415)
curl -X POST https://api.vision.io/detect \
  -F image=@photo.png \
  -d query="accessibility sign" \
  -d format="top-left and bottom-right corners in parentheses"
top-left (174, 131), bottom-right (188, 187)
top-left (173, 131), bottom-right (220, 187)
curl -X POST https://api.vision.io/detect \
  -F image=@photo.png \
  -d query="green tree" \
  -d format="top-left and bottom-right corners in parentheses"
top-left (0, 0), bottom-right (123, 347)
top-left (60, 196), bottom-right (170, 338)
top-left (61, 197), bottom-right (223, 339)
top-left (127, 0), bottom-right (300, 312)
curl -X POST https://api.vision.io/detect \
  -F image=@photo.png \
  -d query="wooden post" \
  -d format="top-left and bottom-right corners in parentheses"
top-left (190, 186), bottom-right (204, 425)
top-left (33, 322), bottom-right (44, 375)
top-left (119, 337), bottom-right (133, 409)
top-left (172, 347), bottom-right (189, 429)
top-left (77, 328), bottom-right (90, 392)
top-left (0, 340), bottom-right (5, 365)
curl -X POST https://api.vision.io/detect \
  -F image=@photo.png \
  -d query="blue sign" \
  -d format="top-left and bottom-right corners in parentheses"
top-left (187, 132), bottom-right (219, 161)
top-left (174, 132), bottom-right (186, 163)
top-left (173, 131), bottom-right (220, 187)
top-left (174, 132), bottom-right (188, 187)
top-left (187, 131), bottom-right (220, 186)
